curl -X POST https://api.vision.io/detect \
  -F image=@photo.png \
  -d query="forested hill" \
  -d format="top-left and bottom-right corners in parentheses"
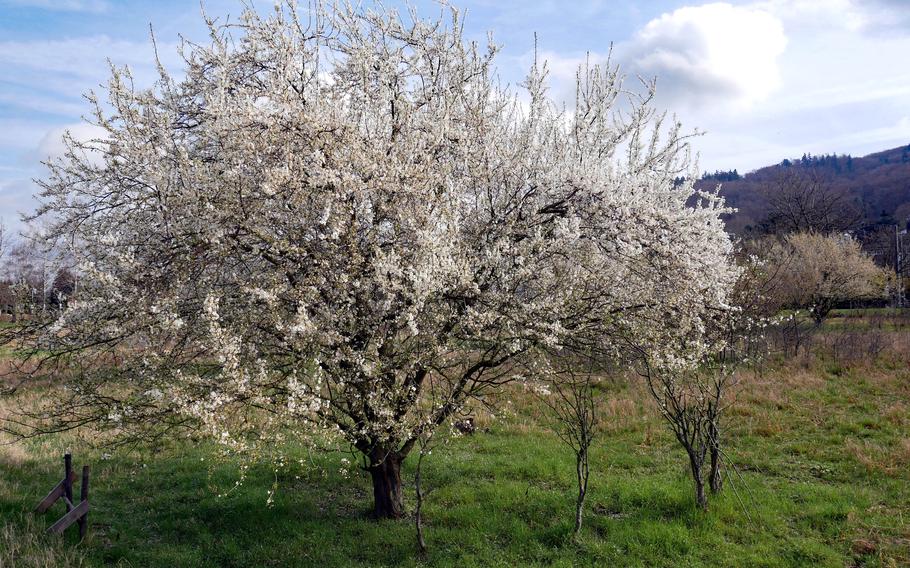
top-left (694, 144), bottom-right (910, 235)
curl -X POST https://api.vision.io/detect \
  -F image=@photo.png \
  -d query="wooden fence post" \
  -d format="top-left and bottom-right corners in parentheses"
top-left (78, 465), bottom-right (89, 539)
top-left (35, 454), bottom-right (90, 537)
top-left (64, 453), bottom-right (73, 511)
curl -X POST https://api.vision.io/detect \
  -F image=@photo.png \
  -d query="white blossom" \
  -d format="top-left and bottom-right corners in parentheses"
top-left (17, 1), bottom-right (739, 515)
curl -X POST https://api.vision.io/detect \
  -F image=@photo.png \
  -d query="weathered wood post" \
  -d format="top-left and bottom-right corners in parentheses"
top-left (63, 453), bottom-right (73, 511)
top-left (35, 453), bottom-right (90, 536)
top-left (78, 465), bottom-right (89, 539)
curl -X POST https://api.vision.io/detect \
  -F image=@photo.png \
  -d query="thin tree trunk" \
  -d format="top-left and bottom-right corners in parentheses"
top-left (689, 453), bottom-right (708, 511)
top-left (415, 452), bottom-right (427, 554)
top-left (369, 448), bottom-right (403, 519)
top-left (574, 449), bottom-right (588, 536)
top-left (708, 421), bottom-right (723, 494)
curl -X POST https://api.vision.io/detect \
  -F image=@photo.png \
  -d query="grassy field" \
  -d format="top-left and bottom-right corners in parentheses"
top-left (824, 309), bottom-right (910, 332)
top-left (1, 329), bottom-right (909, 566)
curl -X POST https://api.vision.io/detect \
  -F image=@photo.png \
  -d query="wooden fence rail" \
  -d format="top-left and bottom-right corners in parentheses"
top-left (34, 453), bottom-right (90, 538)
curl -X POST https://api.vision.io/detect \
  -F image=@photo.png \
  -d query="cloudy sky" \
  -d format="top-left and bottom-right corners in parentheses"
top-left (1, 0), bottom-right (909, 229)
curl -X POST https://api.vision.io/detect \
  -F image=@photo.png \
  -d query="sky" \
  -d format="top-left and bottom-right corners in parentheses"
top-left (1, 0), bottom-right (909, 230)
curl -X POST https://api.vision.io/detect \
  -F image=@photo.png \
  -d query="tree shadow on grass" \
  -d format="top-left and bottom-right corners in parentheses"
top-left (2, 446), bottom-right (722, 567)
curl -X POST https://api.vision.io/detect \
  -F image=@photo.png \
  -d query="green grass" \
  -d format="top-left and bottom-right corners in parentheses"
top-left (828, 308), bottom-right (910, 318)
top-left (2, 352), bottom-right (909, 566)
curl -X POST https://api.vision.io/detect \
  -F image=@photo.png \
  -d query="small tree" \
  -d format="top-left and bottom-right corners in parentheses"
top-left (640, 348), bottom-right (736, 510)
top-left (735, 238), bottom-right (810, 357)
top-left (4, 2), bottom-right (739, 520)
top-left (766, 232), bottom-right (888, 324)
top-left (632, 274), bottom-right (754, 510)
top-left (412, 426), bottom-right (441, 555)
top-left (538, 354), bottom-right (598, 537)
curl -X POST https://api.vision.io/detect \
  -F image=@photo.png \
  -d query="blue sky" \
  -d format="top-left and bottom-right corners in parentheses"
top-left (2, 0), bottom-right (910, 230)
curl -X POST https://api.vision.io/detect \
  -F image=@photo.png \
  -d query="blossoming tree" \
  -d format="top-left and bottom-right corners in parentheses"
top-left (764, 232), bottom-right (888, 324)
top-left (5, 2), bottom-right (739, 518)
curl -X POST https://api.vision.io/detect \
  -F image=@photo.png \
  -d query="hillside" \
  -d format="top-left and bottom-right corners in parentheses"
top-left (695, 144), bottom-right (910, 236)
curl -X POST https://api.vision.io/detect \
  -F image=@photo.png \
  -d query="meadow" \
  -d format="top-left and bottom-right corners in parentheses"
top-left (1, 313), bottom-right (909, 567)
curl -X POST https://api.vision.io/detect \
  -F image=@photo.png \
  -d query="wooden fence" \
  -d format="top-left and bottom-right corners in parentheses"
top-left (34, 453), bottom-right (90, 538)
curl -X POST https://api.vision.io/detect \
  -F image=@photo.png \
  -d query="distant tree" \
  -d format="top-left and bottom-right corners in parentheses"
top-left (764, 233), bottom-right (889, 324)
top-left (702, 169), bottom-right (740, 182)
top-left (759, 169), bottom-right (861, 235)
top-left (4, 231), bottom-right (67, 317)
top-left (858, 224), bottom-right (910, 295)
top-left (832, 155), bottom-right (841, 174)
top-left (0, 282), bottom-right (11, 318)
top-left (6, 242), bottom-right (44, 317)
top-left (48, 267), bottom-right (76, 310)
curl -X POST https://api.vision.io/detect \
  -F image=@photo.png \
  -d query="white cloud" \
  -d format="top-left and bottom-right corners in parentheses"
top-left (0, 90), bottom-right (86, 118)
top-left (0, 119), bottom-right (56, 154)
top-left (0, 34), bottom-right (180, 155)
top-left (0, 177), bottom-right (38, 230)
top-left (754, 0), bottom-right (866, 31)
top-left (809, 115), bottom-right (910, 151)
top-left (623, 2), bottom-right (787, 110)
top-left (0, 31), bottom-right (183, 226)
top-left (35, 123), bottom-right (108, 166)
top-left (759, 73), bottom-right (910, 116)
top-left (757, 0), bottom-right (910, 33)
top-left (2, 0), bottom-right (109, 12)
top-left (0, 34), bottom-right (182, 127)
top-left (0, 35), bottom-right (179, 82)
top-left (0, 124), bottom-right (107, 230)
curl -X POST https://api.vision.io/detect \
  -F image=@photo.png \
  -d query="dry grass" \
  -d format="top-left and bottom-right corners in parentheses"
top-left (0, 515), bottom-right (86, 568)
top-left (600, 397), bottom-right (640, 430)
top-left (0, 443), bottom-right (27, 468)
top-left (727, 366), bottom-right (826, 438)
top-left (844, 437), bottom-right (910, 476)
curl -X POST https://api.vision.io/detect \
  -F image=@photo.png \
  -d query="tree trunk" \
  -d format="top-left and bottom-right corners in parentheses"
top-left (369, 448), bottom-right (404, 519)
top-left (574, 450), bottom-right (588, 536)
top-left (574, 490), bottom-right (585, 536)
top-left (415, 453), bottom-right (427, 554)
top-left (708, 422), bottom-right (723, 494)
top-left (689, 454), bottom-right (708, 511)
